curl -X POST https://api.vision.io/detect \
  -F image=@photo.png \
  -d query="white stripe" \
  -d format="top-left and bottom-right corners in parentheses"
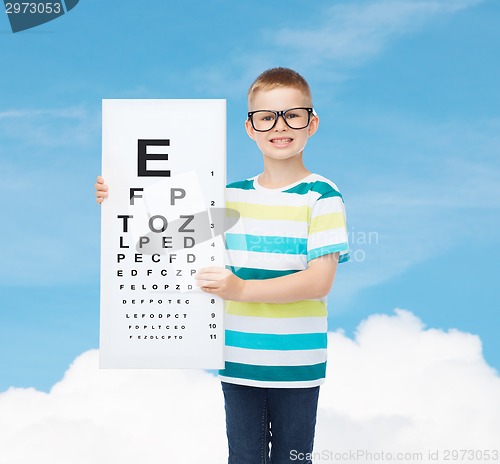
top-left (219, 376), bottom-right (325, 388)
top-left (227, 186), bottom-right (320, 207)
top-left (226, 249), bottom-right (307, 271)
top-left (224, 314), bottom-right (327, 334)
top-left (308, 228), bottom-right (349, 250)
top-left (226, 217), bottom-right (308, 238)
top-left (224, 346), bottom-right (327, 366)
top-left (310, 196), bottom-right (345, 216)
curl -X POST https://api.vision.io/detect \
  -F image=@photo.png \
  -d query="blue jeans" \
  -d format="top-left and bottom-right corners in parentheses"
top-left (221, 381), bottom-right (320, 464)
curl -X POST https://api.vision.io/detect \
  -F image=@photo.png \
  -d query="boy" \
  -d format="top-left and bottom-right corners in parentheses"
top-left (96, 67), bottom-right (349, 464)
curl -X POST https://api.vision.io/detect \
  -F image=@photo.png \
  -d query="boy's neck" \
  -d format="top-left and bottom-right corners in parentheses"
top-left (258, 156), bottom-right (311, 189)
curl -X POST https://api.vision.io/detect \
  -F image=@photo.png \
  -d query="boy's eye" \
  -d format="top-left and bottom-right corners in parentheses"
top-left (285, 112), bottom-right (299, 119)
top-left (257, 112), bottom-right (275, 122)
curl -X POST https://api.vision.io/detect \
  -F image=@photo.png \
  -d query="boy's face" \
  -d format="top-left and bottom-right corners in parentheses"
top-left (245, 87), bottom-right (319, 162)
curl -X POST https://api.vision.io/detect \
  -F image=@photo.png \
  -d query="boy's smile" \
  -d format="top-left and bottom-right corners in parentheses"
top-left (245, 87), bottom-right (319, 162)
top-left (269, 136), bottom-right (293, 147)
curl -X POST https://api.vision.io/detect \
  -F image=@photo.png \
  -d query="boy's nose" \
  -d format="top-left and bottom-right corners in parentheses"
top-left (274, 114), bottom-right (288, 131)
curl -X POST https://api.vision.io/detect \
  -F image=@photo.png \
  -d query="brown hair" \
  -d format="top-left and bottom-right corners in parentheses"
top-left (248, 67), bottom-right (313, 106)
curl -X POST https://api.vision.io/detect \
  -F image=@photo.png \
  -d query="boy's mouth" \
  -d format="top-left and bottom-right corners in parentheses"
top-left (269, 137), bottom-right (293, 145)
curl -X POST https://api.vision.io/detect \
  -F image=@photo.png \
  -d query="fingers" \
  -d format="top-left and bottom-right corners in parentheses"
top-left (95, 188), bottom-right (108, 204)
top-left (200, 286), bottom-right (216, 294)
top-left (95, 175), bottom-right (108, 204)
top-left (195, 270), bottom-right (229, 290)
top-left (197, 266), bottom-right (225, 274)
top-left (95, 181), bottom-right (108, 192)
top-left (195, 276), bottom-right (221, 289)
top-left (196, 280), bottom-right (219, 289)
top-left (195, 267), bottom-right (225, 290)
top-left (195, 271), bottom-right (222, 281)
top-left (195, 266), bottom-right (222, 277)
top-left (95, 186), bottom-right (108, 195)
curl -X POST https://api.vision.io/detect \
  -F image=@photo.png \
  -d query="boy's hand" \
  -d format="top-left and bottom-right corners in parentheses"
top-left (95, 175), bottom-right (108, 204)
top-left (195, 254), bottom-right (339, 304)
top-left (195, 267), bottom-right (245, 301)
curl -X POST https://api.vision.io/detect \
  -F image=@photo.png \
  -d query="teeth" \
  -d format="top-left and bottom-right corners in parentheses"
top-left (271, 138), bottom-right (292, 144)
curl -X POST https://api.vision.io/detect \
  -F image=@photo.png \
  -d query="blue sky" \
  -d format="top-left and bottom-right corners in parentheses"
top-left (0, 0), bottom-right (499, 392)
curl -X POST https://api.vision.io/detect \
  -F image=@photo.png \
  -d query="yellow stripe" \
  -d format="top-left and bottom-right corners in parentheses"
top-left (225, 300), bottom-right (327, 318)
top-left (227, 201), bottom-right (310, 222)
top-left (309, 212), bottom-right (345, 234)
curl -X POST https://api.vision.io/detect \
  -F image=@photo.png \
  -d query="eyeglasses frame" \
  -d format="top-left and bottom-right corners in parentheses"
top-left (247, 107), bottom-right (316, 132)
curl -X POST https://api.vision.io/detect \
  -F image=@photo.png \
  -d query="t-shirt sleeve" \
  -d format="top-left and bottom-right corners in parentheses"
top-left (307, 187), bottom-right (350, 263)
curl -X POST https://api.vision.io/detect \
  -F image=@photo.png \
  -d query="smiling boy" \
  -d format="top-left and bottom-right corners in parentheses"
top-left (95, 67), bottom-right (349, 464)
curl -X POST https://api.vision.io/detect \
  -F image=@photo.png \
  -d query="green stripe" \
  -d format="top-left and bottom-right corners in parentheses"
top-left (220, 361), bottom-right (327, 382)
top-left (284, 181), bottom-right (342, 199)
top-left (307, 243), bottom-right (349, 261)
top-left (227, 266), bottom-right (297, 280)
top-left (225, 300), bottom-right (327, 318)
top-left (226, 233), bottom-right (307, 255)
top-left (226, 179), bottom-right (255, 190)
top-left (225, 330), bottom-right (327, 350)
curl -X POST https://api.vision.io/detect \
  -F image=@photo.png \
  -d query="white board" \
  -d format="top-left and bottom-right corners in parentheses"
top-left (100, 99), bottom-right (226, 368)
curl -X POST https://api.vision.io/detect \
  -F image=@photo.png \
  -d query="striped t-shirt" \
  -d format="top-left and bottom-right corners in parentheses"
top-left (219, 173), bottom-right (349, 388)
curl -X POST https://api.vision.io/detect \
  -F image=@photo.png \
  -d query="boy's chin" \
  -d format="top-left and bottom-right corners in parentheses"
top-left (262, 151), bottom-right (303, 161)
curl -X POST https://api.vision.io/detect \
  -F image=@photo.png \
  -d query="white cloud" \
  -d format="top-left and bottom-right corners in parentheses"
top-left (0, 357), bottom-right (228, 464)
top-left (1, 309), bottom-right (499, 463)
top-left (319, 310), bottom-right (500, 445)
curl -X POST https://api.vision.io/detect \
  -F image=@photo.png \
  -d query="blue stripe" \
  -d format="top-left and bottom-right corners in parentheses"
top-left (339, 251), bottom-right (350, 263)
top-left (227, 266), bottom-right (298, 280)
top-left (220, 362), bottom-right (327, 382)
top-left (319, 189), bottom-right (344, 200)
top-left (307, 243), bottom-right (349, 261)
top-left (226, 179), bottom-right (255, 190)
top-left (225, 330), bottom-right (327, 350)
top-left (226, 233), bottom-right (307, 255)
top-left (283, 181), bottom-right (342, 199)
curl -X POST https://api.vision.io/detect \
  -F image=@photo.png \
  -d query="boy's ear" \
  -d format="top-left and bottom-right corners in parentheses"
top-left (307, 114), bottom-right (320, 137)
top-left (245, 118), bottom-right (256, 140)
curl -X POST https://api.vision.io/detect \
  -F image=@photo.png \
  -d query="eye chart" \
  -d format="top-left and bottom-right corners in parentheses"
top-left (100, 99), bottom-right (226, 369)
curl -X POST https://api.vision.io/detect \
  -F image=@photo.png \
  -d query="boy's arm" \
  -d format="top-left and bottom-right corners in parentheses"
top-left (195, 253), bottom-right (339, 303)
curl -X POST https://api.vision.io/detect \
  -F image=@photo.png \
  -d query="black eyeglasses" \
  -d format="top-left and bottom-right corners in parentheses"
top-left (247, 107), bottom-right (315, 132)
